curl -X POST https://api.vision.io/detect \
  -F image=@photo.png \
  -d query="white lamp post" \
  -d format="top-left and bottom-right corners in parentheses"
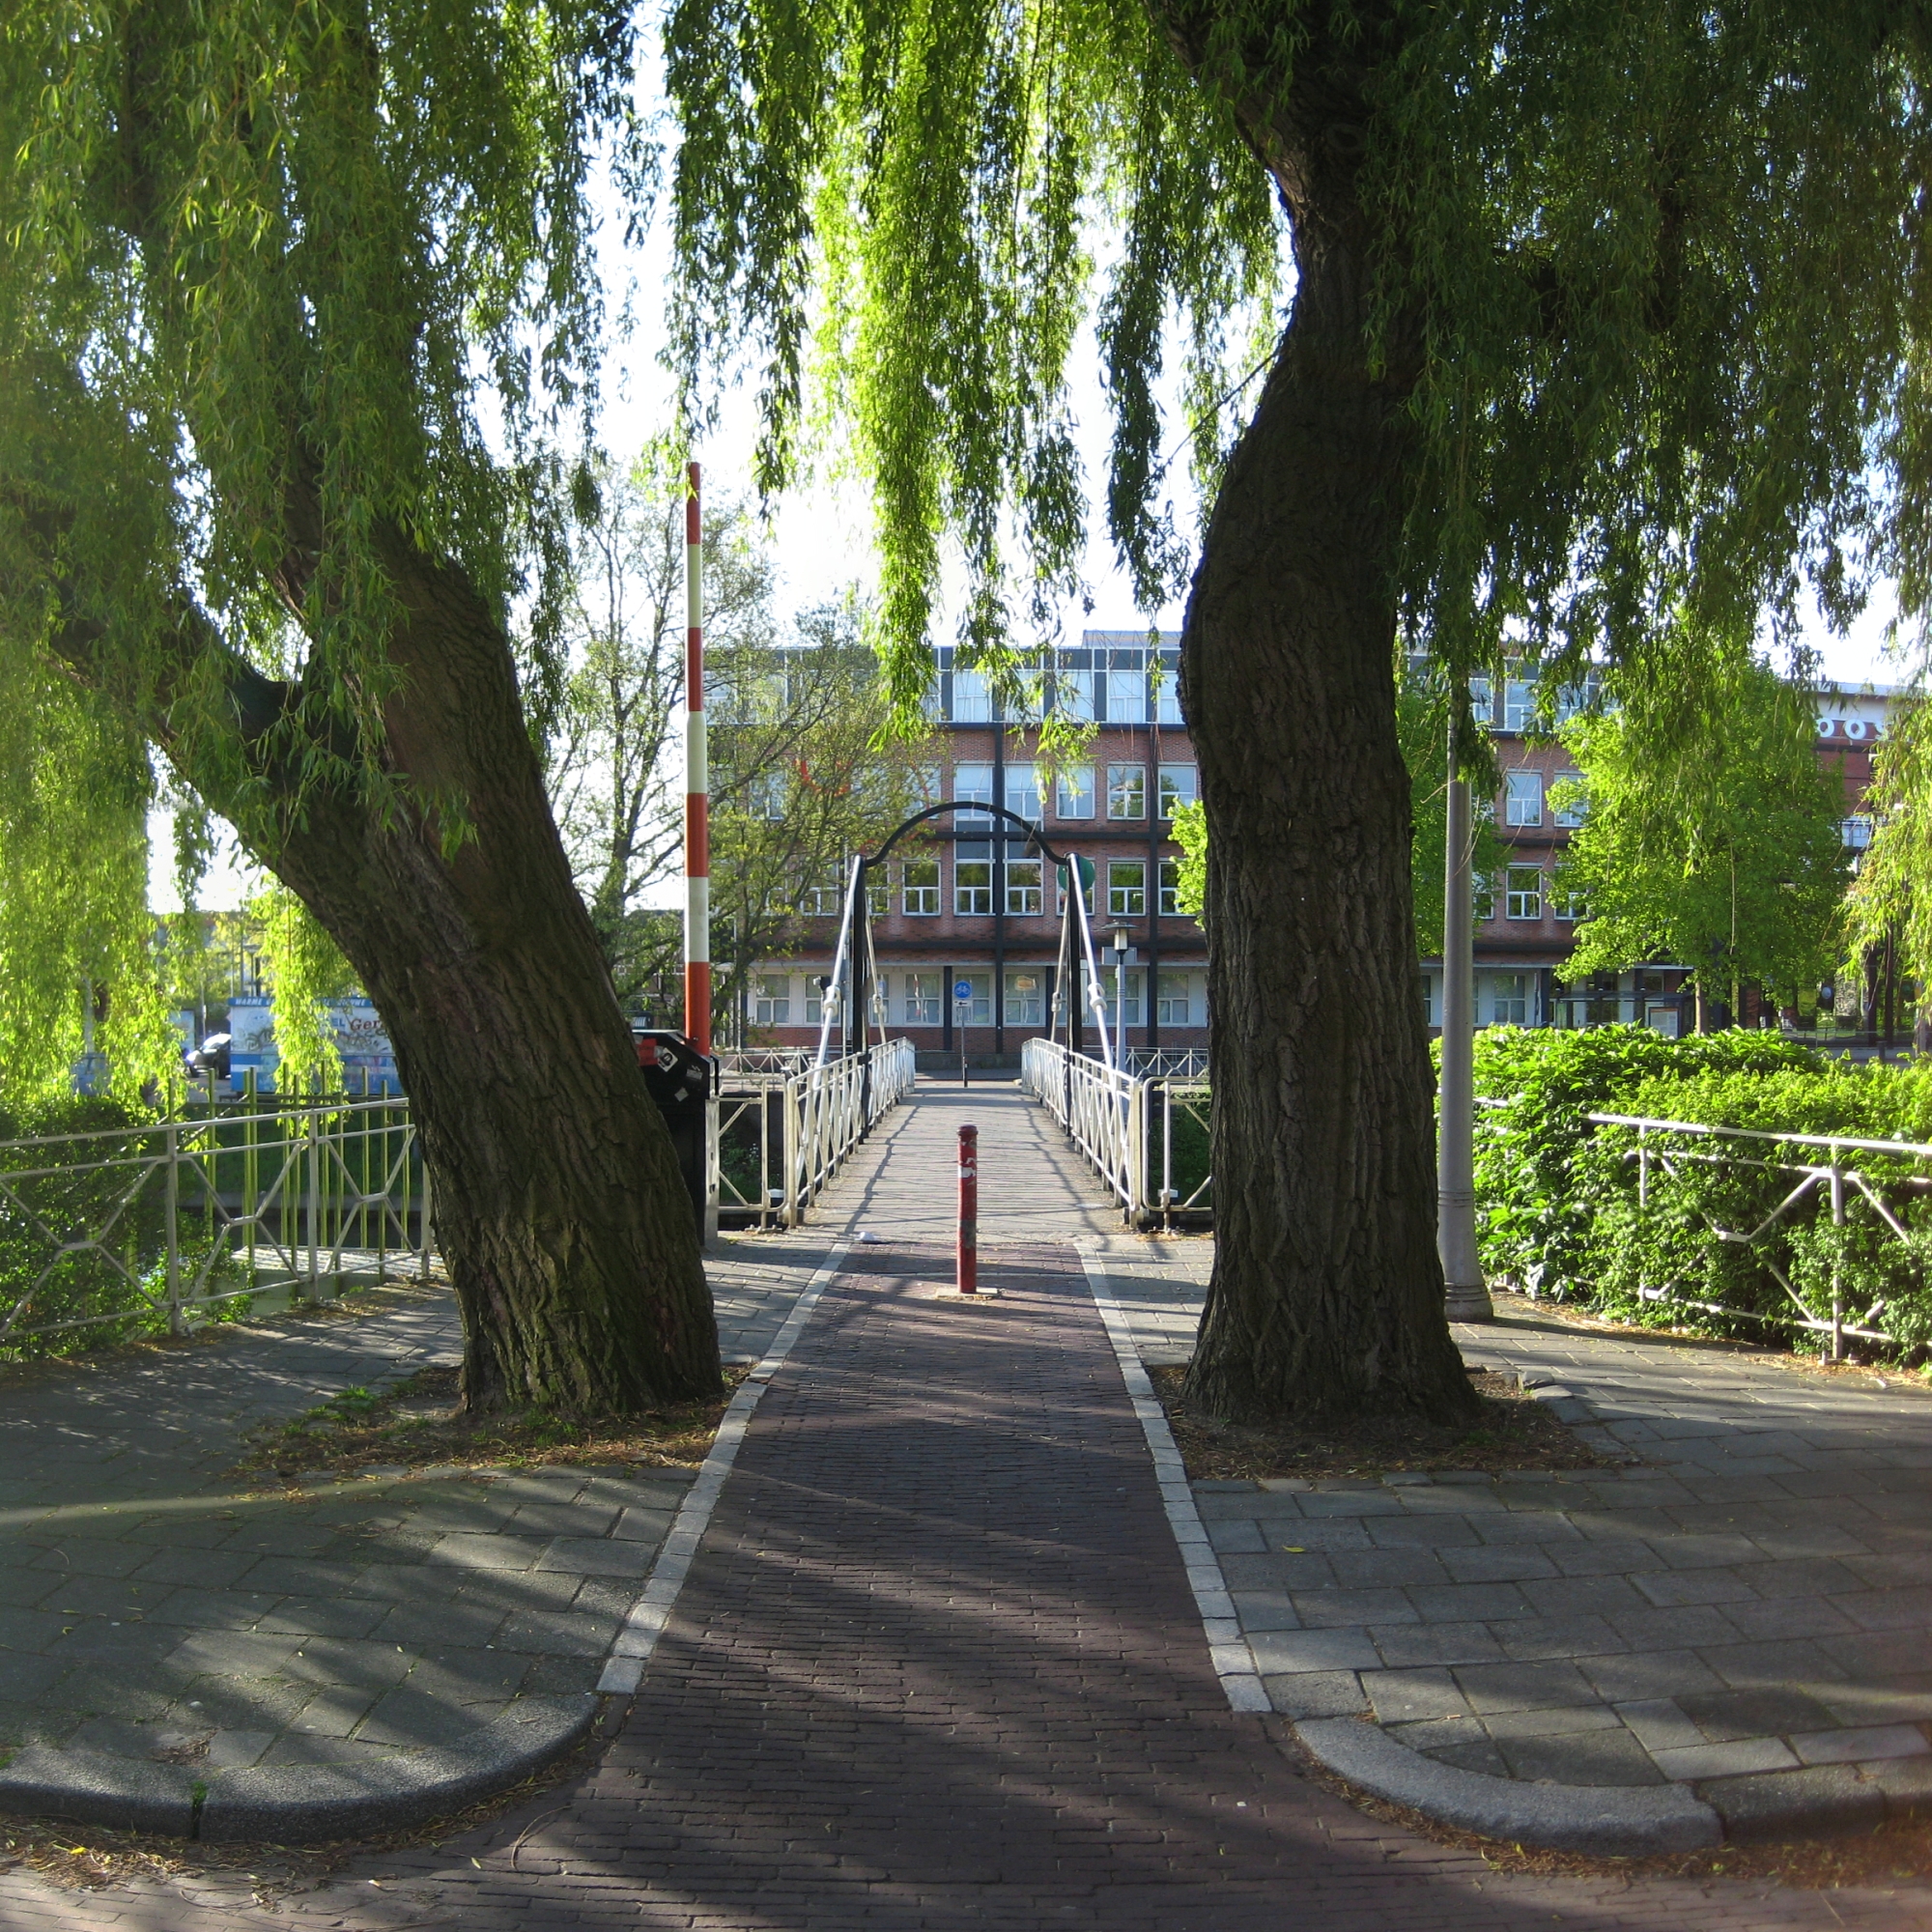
top-left (1440, 702), bottom-right (1493, 1321)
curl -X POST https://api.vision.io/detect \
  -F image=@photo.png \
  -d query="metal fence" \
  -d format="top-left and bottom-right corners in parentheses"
top-left (0, 1094), bottom-right (432, 1351)
top-left (1019, 1037), bottom-right (1211, 1227)
top-left (1581, 1110), bottom-right (1932, 1357)
top-left (716, 1038), bottom-right (919, 1228)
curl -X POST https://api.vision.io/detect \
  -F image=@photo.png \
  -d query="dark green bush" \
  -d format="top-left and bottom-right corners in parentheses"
top-left (1470, 1027), bottom-right (1932, 1353)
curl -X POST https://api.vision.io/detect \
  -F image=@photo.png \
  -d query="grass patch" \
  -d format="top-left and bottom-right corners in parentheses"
top-left (1149, 1365), bottom-right (1618, 1482)
top-left (230, 1361), bottom-right (750, 1484)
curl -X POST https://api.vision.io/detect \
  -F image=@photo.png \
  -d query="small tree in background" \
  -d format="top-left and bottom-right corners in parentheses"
top-left (1553, 661), bottom-right (1848, 1026)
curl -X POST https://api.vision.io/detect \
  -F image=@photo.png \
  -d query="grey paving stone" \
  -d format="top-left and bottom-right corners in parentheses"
top-left (1790, 1721), bottom-right (1930, 1765)
top-left (1716, 1595), bottom-right (1859, 1642)
top-left (1438, 1546), bottom-right (1558, 1584)
top-left (1245, 1629), bottom-right (1380, 1674)
top-left (611, 1507), bottom-right (677, 1544)
top-left (1422, 1738), bottom-right (1513, 1777)
top-left (1370, 1622), bottom-right (1507, 1668)
top-left (1205, 1520), bottom-right (1265, 1554)
top-left (1297, 1490), bottom-right (1405, 1518)
top-left (495, 1611), bottom-right (619, 1659)
top-left (1631, 1566), bottom-right (1759, 1608)
top-left (425, 1533), bottom-right (551, 1571)
top-left (1494, 1728), bottom-right (1668, 1786)
top-left (536, 1536), bottom-right (655, 1578)
top-left (1325, 1548), bottom-right (1452, 1590)
top-left (204, 1728), bottom-right (276, 1769)
top-left (285, 1686), bottom-right (382, 1738)
top-left (253, 1597), bottom-right (391, 1638)
top-left (355, 1687), bottom-right (512, 1747)
top-left (504, 1504), bottom-right (622, 1539)
top-left (1492, 1614), bottom-right (1627, 1662)
top-left (1615, 1698), bottom-right (1706, 1752)
top-left (370, 1601), bottom-right (508, 1648)
top-left (1648, 1736), bottom-right (1800, 1779)
top-left (1480, 1703), bottom-right (1629, 1741)
top-left (1359, 1669), bottom-right (1470, 1724)
top-left (1364, 1516), bottom-right (1482, 1550)
top-left (1228, 1590), bottom-right (1300, 1632)
top-left (1291, 1587), bottom-right (1417, 1628)
top-left (1675, 1686), bottom-right (1840, 1741)
top-left (1454, 1660), bottom-right (1601, 1714)
top-left (1385, 1715), bottom-right (1489, 1752)
top-left (1834, 1586), bottom-right (1932, 1632)
top-left (1604, 1605), bottom-right (1747, 1650)
top-left (1699, 1764), bottom-right (1887, 1842)
top-left (1406, 1581), bottom-right (1532, 1623)
top-left (1469, 1512), bottom-right (1583, 1546)
top-left (1260, 1670), bottom-right (1367, 1719)
top-left (1548, 1538), bottom-right (1665, 1577)
top-left (1698, 1638), bottom-right (1853, 1690)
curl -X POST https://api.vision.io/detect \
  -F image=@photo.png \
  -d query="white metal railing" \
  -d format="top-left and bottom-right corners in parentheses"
top-left (715, 1037), bottom-right (917, 1228)
top-left (0, 1095), bottom-right (433, 1350)
top-left (1123, 1048), bottom-right (1210, 1080)
top-left (1582, 1110), bottom-right (1929, 1357)
top-left (1020, 1037), bottom-right (1211, 1226)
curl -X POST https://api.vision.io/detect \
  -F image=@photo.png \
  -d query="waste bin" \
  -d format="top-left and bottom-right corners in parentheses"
top-left (633, 1028), bottom-right (718, 1244)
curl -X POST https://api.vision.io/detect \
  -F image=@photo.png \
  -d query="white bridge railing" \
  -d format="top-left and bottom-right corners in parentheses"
top-left (1020, 1037), bottom-right (1211, 1227)
top-left (716, 1037), bottom-right (918, 1228)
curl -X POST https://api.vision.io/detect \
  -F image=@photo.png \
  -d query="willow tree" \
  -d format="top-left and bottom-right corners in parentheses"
top-left (667, 0), bottom-right (1929, 1422)
top-left (0, 2), bottom-right (719, 1410)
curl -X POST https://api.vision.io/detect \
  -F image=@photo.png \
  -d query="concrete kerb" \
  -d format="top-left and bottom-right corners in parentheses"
top-left (1076, 1245), bottom-right (1922, 1856)
top-left (0, 1244), bottom-right (852, 1846)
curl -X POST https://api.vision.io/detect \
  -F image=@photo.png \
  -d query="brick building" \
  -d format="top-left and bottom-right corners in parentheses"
top-left (1418, 674), bottom-right (1894, 1037)
top-left (737, 642), bottom-right (1891, 1056)
top-left (743, 630), bottom-right (1207, 1064)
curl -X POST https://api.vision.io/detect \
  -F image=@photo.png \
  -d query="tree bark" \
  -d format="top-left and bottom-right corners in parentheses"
top-left (36, 513), bottom-right (722, 1414)
top-left (253, 545), bottom-right (721, 1412)
top-left (1159, 6), bottom-right (1476, 1424)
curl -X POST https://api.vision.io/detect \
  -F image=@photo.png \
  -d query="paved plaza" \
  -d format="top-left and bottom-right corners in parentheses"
top-left (0, 1080), bottom-right (1930, 1927)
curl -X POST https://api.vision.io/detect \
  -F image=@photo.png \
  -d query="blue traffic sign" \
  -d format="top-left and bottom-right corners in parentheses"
top-left (953, 980), bottom-right (974, 1004)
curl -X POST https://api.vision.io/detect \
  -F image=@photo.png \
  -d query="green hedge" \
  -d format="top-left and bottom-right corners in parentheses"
top-left (1468, 1027), bottom-right (1932, 1352)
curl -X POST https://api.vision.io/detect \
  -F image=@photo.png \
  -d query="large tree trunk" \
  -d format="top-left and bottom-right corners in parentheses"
top-left (245, 545), bottom-right (719, 1412)
top-left (1163, 11), bottom-right (1476, 1426)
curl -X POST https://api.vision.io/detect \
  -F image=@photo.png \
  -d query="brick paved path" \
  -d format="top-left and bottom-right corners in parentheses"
top-left (6, 1087), bottom-right (1932, 1927)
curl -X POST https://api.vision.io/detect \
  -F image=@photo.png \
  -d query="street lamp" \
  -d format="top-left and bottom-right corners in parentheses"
top-left (1103, 923), bottom-right (1131, 1066)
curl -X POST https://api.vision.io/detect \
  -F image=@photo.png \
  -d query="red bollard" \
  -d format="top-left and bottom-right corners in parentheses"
top-left (956, 1123), bottom-right (978, 1296)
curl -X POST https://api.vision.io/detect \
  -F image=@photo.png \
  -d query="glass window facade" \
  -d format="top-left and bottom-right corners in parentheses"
top-left (1108, 860), bottom-right (1147, 917)
top-left (1055, 765), bottom-right (1094, 818)
top-left (1006, 858), bottom-right (1042, 916)
top-left (1107, 764), bottom-right (1146, 820)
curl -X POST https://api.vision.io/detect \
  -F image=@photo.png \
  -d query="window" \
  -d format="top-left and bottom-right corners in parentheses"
top-left (801, 878), bottom-right (841, 918)
top-left (753, 975), bottom-right (790, 1026)
top-left (1468, 675), bottom-right (1494, 724)
top-left (902, 972), bottom-right (941, 1025)
top-left (1005, 970), bottom-right (1045, 1026)
top-left (1505, 865), bottom-right (1543, 921)
top-left (955, 845), bottom-right (993, 916)
top-left (804, 978), bottom-right (825, 1026)
top-left (1487, 972), bottom-right (1531, 1026)
top-left (1055, 764), bottom-right (1095, 818)
top-left (1108, 860), bottom-right (1147, 917)
top-left (1158, 859), bottom-right (1181, 916)
top-left (1842, 816), bottom-right (1874, 850)
top-left (1098, 967), bottom-right (1144, 1027)
top-left (952, 668), bottom-right (992, 722)
top-left (902, 857), bottom-right (940, 916)
top-left (1551, 772), bottom-right (1587, 828)
top-left (1005, 764), bottom-right (1042, 822)
top-left (749, 772), bottom-right (786, 819)
top-left (866, 873), bottom-right (889, 918)
top-left (1552, 884), bottom-right (1588, 922)
top-left (1554, 673), bottom-right (1602, 723)
top-left (952, 971), bottom-right (991, 1025)
top-left (1107, 764), bottom-right (1147, 820)
top-left (1106, 665), bottom-right (1147, 724)
top-left (1053, 666), bottom-right (1095, 722)
top-left (1157, 764), bottom-right (1199, 819)
top-left (1058, 857), bottom-right (1095, 914)
top-left (1472, 871), bottom-right (1495, 923)
top-left (911, 765), bottom-right (942, 809)
top-left (1156, 971), bottom-right (1192, 1026)
top-left (1504, 769), bottom-right (1543, 827)
top-left (1420, 972), bottom-right (1439, 1029)
top-left (1006, 858), bottom-right (1043, 916)
top-left (1504, 678), bottom-right (1535, 733)
top-left (952, 761), bottom-right (994, 824)
top-left (1153, 661), bottom-right (1183, 725)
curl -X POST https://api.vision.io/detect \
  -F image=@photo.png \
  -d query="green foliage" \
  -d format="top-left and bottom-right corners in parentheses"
top-left (1553, 659), bottom-right (1849, 1007)
top-left (0, 0), bottom-right (641, 1033)
top-left (1468, 1025), bottom-right (1932, 1354)
top-left (1169, 801), bottom-right (1207, 926)
top-left (0, 661), bottom-right (176, 1111)
top-left (250, 885), bottom-right (353, 1095)
top-left (666, 2), bottom-right (1928, 719)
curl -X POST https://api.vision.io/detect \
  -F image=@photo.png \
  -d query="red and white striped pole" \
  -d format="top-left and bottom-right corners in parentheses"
top-left (956, 1123), bottom-right (978, 1295)
top-left (683, 462), bottom-right (711, 1053)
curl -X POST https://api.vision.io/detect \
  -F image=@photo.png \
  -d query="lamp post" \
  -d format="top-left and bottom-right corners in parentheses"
top-left (1105, 923), bottom-right (1130, 1065)
top-left (1440, 702), bottom-right (1493, 1321)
